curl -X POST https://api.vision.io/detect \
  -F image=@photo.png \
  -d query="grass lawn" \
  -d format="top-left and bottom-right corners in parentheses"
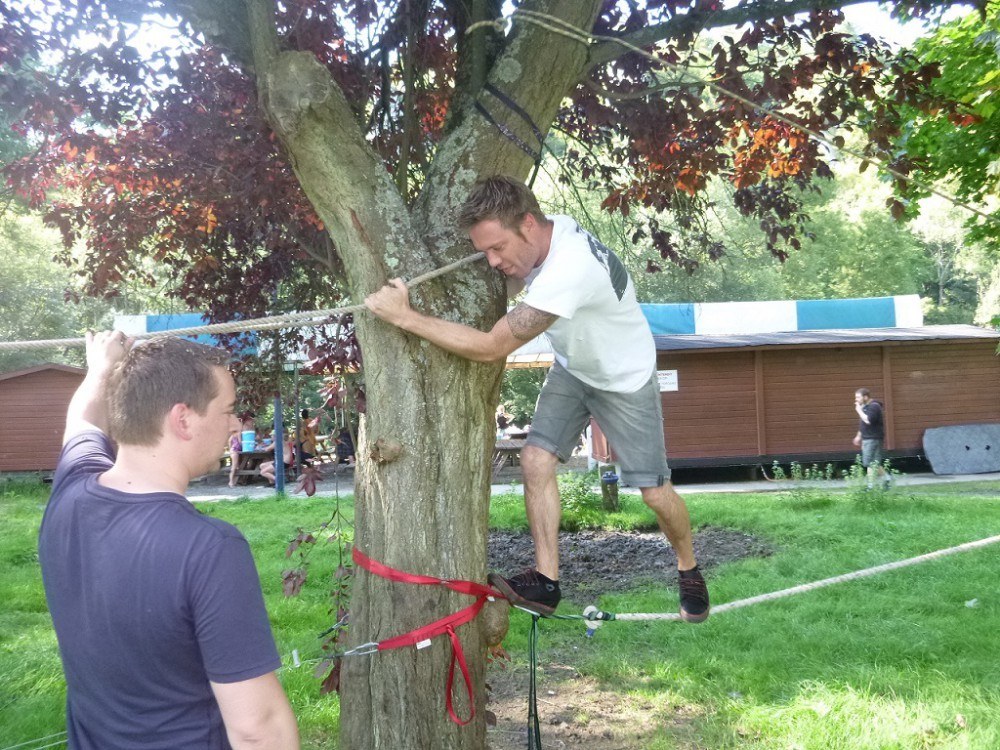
top-left (2, 478), bottom-right (1000, 748)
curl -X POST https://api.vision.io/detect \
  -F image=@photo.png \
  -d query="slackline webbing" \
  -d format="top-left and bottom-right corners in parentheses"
top-left (0, 252), bottom-right (485, 352)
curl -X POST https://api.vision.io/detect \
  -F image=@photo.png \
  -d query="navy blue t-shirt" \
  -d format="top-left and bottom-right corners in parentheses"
top-left (859, 401), bottom-right (885, 440)
top-left (38, 431), bottom-right (281, 749)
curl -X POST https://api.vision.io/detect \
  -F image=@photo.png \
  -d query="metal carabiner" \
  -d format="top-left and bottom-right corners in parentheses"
top-left (342, 641), bottom-right (380, 657)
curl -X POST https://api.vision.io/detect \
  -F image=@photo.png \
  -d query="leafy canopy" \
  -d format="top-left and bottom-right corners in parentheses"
top-left (0, 0), bottom-right (980, 319)
top-left (886, 5), bottom-right (1000, 252)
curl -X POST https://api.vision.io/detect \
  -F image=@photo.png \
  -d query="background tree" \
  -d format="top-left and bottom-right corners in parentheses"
top-left (0, 1), bottom-right (980, 748)
top-left (883, 4), bottom-right (1000, 252)
top-left (0, 212), bottom-right (104, 371)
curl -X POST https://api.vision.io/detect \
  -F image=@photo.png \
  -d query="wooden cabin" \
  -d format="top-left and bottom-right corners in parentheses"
top-left (592, 325), bottom-right (1000, 468)
top-left (0, 364), bottom-right (85, 472)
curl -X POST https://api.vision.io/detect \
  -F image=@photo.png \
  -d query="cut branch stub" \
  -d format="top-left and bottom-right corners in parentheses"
top-left (369, 437), bottom-right (405, 464)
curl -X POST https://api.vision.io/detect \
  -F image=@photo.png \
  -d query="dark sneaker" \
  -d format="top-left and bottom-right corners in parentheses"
top-left (678, 567), bottom-right (710, 623)
top-left (488, 569), bottom-right (561, 616)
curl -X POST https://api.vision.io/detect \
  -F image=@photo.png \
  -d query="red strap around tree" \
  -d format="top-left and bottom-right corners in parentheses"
top-left (352, 547), bottom-right (497, 725)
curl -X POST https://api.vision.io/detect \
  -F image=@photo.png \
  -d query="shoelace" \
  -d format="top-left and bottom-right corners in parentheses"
top-left (510, 568), bottom-right (549, 588)
top-left (679, 575), bottom-right (709, 605)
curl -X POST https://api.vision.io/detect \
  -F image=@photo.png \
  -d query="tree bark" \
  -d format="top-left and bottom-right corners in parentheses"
top-left (237, 1), bottom-right (597, 747)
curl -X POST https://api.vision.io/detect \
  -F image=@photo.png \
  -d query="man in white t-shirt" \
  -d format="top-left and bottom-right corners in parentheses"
top-left (365, 176), bottom-right (708, 622)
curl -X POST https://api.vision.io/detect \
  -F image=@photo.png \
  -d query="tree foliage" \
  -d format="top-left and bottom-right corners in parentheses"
top-left (885, 4), bottom-right (1000, 250)
top-left (2, 0), bottom-right (979, 298)
top-left (0, 212), bottom-right (105, 372)
top-left (0, 1), bottom-right (986, 747)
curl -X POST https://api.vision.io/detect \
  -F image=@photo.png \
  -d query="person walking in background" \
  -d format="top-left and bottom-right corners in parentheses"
top-left (38, 331), bottom-right (299, 750)
top-left (853, 387), bottom-right (889, 489)
top-left (365, 175), bottom-right (709, 622)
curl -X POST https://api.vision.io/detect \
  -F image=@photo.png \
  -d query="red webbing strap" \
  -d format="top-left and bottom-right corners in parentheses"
top-left (353, 546), bottom-right (495, 598)
top-left (376, 595), bottom-right (488, 651)
top-left (445, 627), bottom-right (474, 725)
top-left (352, 547), bottom-right (494, 725)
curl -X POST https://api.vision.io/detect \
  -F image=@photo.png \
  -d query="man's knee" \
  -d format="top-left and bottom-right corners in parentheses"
top-left (640, 481), bottom-right (682, 507)
top-left (520, 444), bottom-right (558, 478)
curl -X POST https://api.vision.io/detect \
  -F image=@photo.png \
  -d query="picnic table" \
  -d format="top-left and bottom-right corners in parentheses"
top-left (233, 450), bottom-right (273, 484)
top-left (493, 438), bottom-right (527, 480)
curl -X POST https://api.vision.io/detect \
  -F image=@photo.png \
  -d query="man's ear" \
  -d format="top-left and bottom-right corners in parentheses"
top-left (165, 403), bottom-right (195, 441)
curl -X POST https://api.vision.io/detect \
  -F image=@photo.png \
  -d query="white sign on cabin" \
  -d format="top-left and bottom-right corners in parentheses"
top-left (657, 369), bottom-right (678, 392)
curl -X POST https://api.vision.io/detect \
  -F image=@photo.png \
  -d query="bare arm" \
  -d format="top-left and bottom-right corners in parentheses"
top-left (211, 672), bottom-right (299, 750)
top-left (364, 279), bottom-right (557, 363)
top-left (855, 403), bottom-right (870, 424)
top-left (63, 330), bottom-right (133, 444)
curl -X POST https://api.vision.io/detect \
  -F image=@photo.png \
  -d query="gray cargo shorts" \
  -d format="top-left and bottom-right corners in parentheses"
top-left (525, 363), bottom-right (671, 487)
top-left (861, 438), bottom-right (883, 468)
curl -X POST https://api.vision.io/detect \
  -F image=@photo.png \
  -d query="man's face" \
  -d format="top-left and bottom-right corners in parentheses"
top-left (855, 392), bottom-right (867, 405)
top-left (468, 217), bottom-right (541, 280)
top-left (193, 368), bottom-right (240, 474)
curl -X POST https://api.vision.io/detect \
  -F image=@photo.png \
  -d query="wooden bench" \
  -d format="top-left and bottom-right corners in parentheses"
top-left (493, 438), bottom-right (527, 480)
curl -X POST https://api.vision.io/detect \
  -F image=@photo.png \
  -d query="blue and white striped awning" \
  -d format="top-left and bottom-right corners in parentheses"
top-left (640, 294), bottom-right (922, 336)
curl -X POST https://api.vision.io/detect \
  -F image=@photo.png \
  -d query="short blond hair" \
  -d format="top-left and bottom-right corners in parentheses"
top-left (107, 338), bottom-right (230, 446)
top-left (457, 175), bottom-right (548, 231)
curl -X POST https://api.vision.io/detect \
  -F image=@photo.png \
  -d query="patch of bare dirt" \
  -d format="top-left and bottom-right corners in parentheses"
top-left (485, 663), bottom-right (703, 750)
top-left (483, 526), bottom-right (772, 749)
top-left (488, 526), bottom-right (773, 602)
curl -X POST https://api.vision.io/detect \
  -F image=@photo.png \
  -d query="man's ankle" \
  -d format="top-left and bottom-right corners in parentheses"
top-left (534, 569), bottom-right (558, 583)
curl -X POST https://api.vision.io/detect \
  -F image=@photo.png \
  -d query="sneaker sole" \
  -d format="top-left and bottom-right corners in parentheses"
top-left (487, 573), bottom-right (557, 617)
top-left (680, 606), bottom-right (710, 624)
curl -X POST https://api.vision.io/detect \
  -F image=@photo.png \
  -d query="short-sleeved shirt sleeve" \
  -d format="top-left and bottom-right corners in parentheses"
top-left (190, 534), bottom-right (282, 683)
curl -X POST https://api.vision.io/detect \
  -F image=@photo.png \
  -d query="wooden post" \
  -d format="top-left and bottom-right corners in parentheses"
top-left (599, 463), bottom-right (619, 512)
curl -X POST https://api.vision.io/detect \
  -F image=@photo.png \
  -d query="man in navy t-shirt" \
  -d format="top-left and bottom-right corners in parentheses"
top-left (852, 387), bottom-right (889, 490)
top-left (38, 331), bottom-right (299, 749)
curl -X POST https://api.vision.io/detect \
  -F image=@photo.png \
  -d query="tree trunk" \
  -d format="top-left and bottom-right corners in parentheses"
top-left (241, 1), bottom-right (602, 747)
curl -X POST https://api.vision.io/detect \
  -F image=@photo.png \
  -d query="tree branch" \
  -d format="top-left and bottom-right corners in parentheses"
top-left (167, 0), bottom-right (256, 69)
top-left (586, 0), bottom-right (950, 71)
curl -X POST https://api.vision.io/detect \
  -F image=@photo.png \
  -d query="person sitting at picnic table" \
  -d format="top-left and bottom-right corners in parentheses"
top-left (335, 427), bottom-right (355, 466)
top-left (227, 429), bottom-right (241, 488)
top-left (298, 409), bottom-right (319, 464)
top-left (259, 436), bottom-right (294, 485)
top-left (496, 405), bottom-right (512, 438)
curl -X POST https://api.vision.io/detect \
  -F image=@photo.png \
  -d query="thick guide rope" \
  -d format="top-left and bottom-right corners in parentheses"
top-left (0, 252), bottom-right (485, 352)
top-left (467, 10), bottom-right (999, 227)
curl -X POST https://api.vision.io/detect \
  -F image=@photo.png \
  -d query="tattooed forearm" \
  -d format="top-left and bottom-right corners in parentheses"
top-left (506, 303), bottom-right (558, 341)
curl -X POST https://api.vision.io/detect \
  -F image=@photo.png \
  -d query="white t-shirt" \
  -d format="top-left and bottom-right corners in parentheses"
top-left (522, 215), bottom-right (655, 393)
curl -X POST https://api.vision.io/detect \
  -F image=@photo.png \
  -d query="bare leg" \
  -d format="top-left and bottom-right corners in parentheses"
top-left (260, 461), bottom-right (276, 485)
top-left (229, 451), bottom-right (239, 487)
top-left (640, 481), bottom-right (697, 570)
top-left (867, 464), bottom-right (887, 487)
top-left (520, 445), bottom-right (562, 580)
